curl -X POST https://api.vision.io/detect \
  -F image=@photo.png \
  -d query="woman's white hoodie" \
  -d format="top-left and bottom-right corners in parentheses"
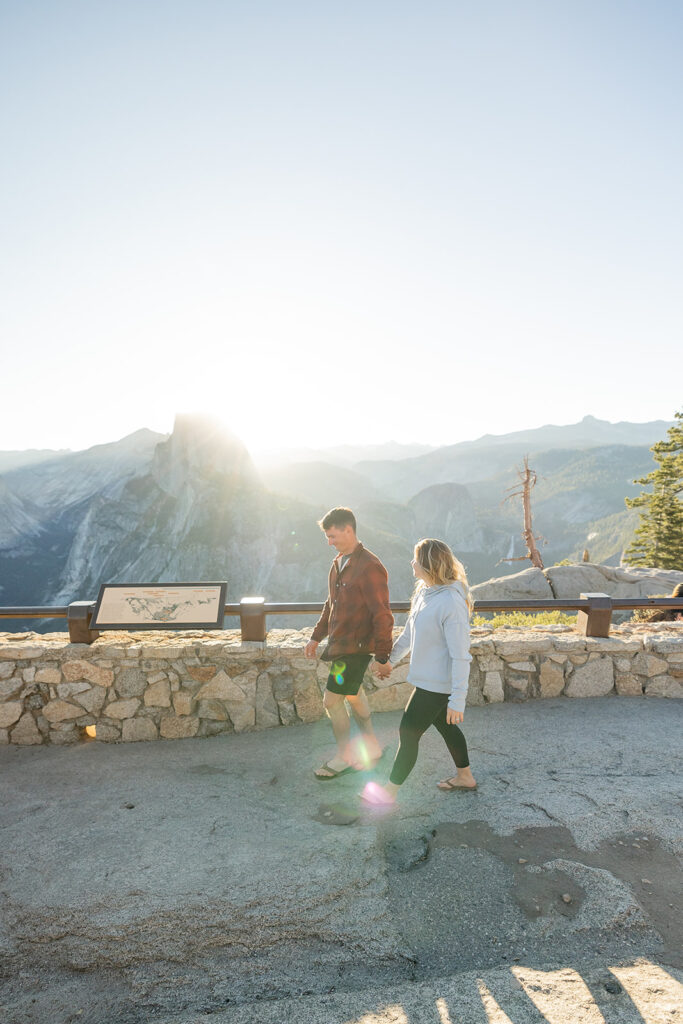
top-left (388, 582), bottom-right (472, 712)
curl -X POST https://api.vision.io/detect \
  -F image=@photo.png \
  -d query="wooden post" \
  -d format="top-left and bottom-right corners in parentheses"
top-left (67, 602), bottom-right (100, 644)
top-left (577, 593), bottom-right (612, 638)
top-left (240, 597), bottom-right (267, 641)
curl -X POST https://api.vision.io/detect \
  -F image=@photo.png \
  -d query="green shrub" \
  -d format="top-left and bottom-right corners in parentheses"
top-left (629, 597), bottom-right (666, 623)
top-left (472, 610), bottom-right (577, 628)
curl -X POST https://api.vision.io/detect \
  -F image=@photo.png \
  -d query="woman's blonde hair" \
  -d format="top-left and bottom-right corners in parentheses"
top-left (412, 537), bottom-right (473, 614)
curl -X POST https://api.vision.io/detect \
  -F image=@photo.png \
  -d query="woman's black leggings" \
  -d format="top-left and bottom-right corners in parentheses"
top-left (389, 686), bottom-right (470, 786)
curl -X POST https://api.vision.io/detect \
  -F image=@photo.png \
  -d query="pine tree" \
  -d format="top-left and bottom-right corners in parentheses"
top-left (624, 411), bottom-right (683, 568)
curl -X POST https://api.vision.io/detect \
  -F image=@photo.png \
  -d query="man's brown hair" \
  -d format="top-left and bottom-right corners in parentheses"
top-left (318, 507), bottom-right (357, 532)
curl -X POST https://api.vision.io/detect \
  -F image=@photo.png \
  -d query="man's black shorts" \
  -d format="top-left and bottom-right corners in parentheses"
top-left (325, 654), bottom-right (372, 696)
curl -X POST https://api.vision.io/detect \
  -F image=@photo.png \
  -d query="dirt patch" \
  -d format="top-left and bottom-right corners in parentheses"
top-left (382, 820), bottom-right (681, 977)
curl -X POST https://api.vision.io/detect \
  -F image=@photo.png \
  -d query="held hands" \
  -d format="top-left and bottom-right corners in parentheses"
top-left (446, 707), bottom-right (464, 725)
top-left (372, 660), bottom-right (393, 680)
top-left (304, 640), bottom-right (319, 660)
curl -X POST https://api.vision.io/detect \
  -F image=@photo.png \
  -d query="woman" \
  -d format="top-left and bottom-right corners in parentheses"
top-left (362, 538), bottom-right (476, 806)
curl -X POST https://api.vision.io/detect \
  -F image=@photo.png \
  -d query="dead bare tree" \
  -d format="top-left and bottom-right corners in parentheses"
top-left (500, 455), bottom-right (545, 569)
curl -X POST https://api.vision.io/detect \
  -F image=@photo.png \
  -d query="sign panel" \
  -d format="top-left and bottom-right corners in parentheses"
top-left (91, 582), bottom-right (227, 631)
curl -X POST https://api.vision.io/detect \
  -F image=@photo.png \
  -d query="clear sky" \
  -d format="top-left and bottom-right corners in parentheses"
top-left (1, 0), bottom-right (681, 453)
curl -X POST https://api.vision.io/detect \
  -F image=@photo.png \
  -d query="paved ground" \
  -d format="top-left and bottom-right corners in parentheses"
top-left (0, 696), bottom-right (681, 1024)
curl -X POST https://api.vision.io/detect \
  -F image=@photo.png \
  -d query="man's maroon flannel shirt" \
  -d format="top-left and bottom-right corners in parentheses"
top-left (311, 543), bottom-right (394, 660)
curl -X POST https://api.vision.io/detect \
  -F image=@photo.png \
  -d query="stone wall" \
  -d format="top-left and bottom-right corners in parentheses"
top-left (1, 623), bottom-right (681, 746)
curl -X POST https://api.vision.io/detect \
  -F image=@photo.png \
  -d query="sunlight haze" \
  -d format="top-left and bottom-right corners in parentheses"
top-left (1, 1), bottom-right (681, 453)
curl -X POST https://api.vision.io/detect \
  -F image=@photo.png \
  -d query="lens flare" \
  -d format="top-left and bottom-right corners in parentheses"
top-left (332, 660), bottom-right (346, 685)
top-left (354, 738), bottom-right (372, 768)
top-left (360, 781), bottom-right (395, 807)
top-left (346, 735), bottom-right (383, 771)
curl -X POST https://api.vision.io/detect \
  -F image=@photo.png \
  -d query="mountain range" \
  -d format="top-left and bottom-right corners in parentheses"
top-left (0, 414), bottom-right (671, 627)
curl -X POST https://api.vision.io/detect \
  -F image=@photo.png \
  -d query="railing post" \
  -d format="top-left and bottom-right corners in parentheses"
top-left (239, 597), bottom-right (267, 642)
top-left (577, 593), bottom-right (612, 638)
top-left (67, 602), bottom-right (100, 644)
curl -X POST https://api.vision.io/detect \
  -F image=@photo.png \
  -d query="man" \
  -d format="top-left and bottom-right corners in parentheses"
top-left (304, 507), bottom-right (394, 779)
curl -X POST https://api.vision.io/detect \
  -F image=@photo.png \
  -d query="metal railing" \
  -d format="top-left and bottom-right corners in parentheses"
top-left (1, 594), bottom-right (682, 643)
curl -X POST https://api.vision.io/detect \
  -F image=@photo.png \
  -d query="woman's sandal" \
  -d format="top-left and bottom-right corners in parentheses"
top-left (437, 777), bottom-right (478, 792)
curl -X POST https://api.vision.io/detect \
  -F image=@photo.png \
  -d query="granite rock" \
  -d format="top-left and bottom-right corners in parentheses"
top-left (566, 657), bottom-right (614, 698)
top-left (122, 718), bottom-right (158, 742)
top-left (10, 712), bottom-right (43, 745)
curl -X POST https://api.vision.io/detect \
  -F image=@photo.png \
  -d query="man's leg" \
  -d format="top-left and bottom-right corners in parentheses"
top-left (324, 689), bottom-right (351, 754)
top-left (346, 689), bottom-right (382, 766)
top-left (345, 687), bottom-right (375, 738)
top-left (314, 690), bottom-right (353, 777)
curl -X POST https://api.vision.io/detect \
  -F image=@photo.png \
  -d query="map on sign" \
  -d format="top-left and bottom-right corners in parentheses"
top-left (91, 582), bottom-right (227, 631)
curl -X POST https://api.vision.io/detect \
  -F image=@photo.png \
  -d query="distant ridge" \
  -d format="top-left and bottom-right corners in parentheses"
top-left (349, 416), bottom-right (673, 499)
top-left (254, 440), bottom-right (436, 469)
top-left (0, 449), bottom-right (71, 473)
top-left (255, 416), bottom-right (672, 471)
top-left (2, 416), bottom-right (672, 470)
top-left (464, 415), bottom-right (672, 451)
top-left (0, 428), bottom-right (168, 476)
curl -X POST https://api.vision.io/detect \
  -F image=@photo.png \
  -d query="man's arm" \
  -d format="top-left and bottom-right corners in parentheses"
top-left (311, 596), bottom-right (330, 644)
top-left (305, 596), bottom-right (331, 658)
top-left (361, 563), bottom-right (394, 661)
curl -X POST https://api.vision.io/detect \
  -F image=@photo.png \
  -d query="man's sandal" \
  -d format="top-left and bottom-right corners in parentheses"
top-left (314, 762), bottom-right (357, 780)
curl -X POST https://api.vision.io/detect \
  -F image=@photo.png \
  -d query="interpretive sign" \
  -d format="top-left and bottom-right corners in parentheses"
top-left (91, 582), bottom-right (227, 631)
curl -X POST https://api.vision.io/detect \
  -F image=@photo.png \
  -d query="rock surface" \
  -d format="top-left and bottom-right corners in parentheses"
top-left (472, 563), bottom-right (683, 602)
top-left (0, 697), bottom-right (681, 1024)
